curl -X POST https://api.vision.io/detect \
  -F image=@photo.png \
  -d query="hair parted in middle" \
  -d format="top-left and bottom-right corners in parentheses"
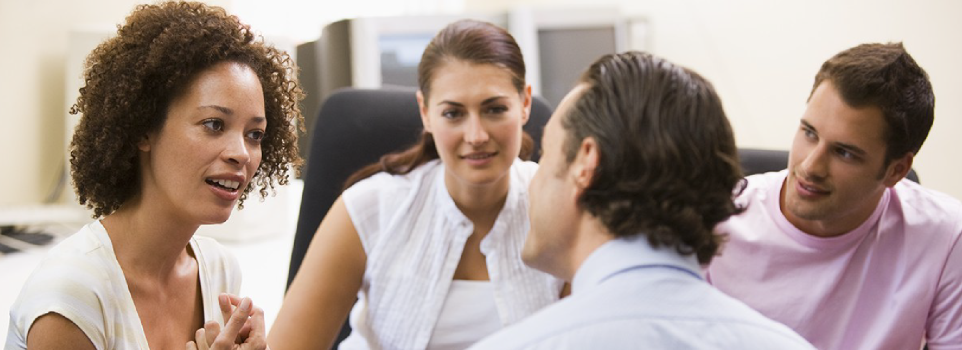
top-left (560, 51), bottom-right (745, 264)
top-left (344, 19), bottom-right (534, 189)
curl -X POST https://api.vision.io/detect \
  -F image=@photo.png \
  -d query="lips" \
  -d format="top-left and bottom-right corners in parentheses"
top-left (793, 176), bottom-right (830, 198)
top-left (461, 151), bottom-right (497, 160)
top-left (206, 178), bottom-right (240, 191)
top-left (206, 174), bottom-right (246, 201)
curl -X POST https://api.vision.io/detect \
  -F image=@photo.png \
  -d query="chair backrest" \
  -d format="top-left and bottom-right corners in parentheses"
top-left (737, 148), bottom-right (920, 183)
top-left (288, 87), bottom-right (553, 288)
top-left (287, 87), bottom-right (552, 348)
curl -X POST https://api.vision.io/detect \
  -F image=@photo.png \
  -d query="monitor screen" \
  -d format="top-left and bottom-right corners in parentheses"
top-left (537, 26), bottom-right (617, 108)
top-left (378, 34), bottom-right (432, 88)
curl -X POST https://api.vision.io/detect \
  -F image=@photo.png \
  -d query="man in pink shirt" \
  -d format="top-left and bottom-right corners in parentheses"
top-left (707, 42), bottom-right (962, 349)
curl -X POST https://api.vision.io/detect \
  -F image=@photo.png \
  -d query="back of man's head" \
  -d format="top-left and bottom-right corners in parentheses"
top-left (811, 42), bottom-right (934, 163)
top-left (560, 51), bottom-right (744, 264)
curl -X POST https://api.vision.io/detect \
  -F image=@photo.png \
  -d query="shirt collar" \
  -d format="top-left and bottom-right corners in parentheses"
top-left (571, 235), bottom-right (704, 294)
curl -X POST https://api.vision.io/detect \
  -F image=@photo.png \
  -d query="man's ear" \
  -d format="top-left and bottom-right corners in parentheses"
top-left (883, 152), bottom-right (914, 187)
top-left (569, 137), bottom-right (600, 191)
top-left (417, 90), bottom-right (431, 133)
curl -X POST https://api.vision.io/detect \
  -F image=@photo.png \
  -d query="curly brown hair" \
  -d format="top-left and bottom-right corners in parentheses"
top-left (69, 1), bottom-right (304, 218)
top-left (561, 51), bottom-right (745, 264)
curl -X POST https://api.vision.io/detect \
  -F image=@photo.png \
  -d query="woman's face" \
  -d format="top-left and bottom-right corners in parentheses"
top-left (138, 61), bottom-right (266, 225)
top-left (418, 60), bottom-right (531, 189)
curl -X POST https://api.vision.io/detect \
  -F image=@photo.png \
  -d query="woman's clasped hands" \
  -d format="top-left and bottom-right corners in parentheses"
top-left (187, 294), bottom-right (268, 350)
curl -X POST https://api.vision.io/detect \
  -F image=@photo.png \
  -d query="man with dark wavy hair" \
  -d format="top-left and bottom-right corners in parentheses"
top-left (707, 43), bottom-right (962, 350)
top-left (470, 51), bottom-right (813, 349)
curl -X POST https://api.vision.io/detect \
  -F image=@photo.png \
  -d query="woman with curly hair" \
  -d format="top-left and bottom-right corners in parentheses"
top-left (270, 20), bottom-right (563, 350)
top-left (5, 2), bottom-right (302, 350)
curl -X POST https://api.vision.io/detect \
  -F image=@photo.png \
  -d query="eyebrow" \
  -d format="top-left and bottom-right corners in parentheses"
top-left (200, 105), bottom-right (267, 123)
top-left (199, 105), bottom-right (233, 115)
top-left (800, 119), bottom-right (868, 157)
top-left (436, 96), bottom-right (508, 107)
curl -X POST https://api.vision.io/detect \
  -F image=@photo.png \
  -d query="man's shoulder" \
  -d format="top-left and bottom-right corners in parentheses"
top-left (471, 274), bottom-right (814, 350)
top-left (893, 179), bottom-right (962, 216)
top-left (890, 180), bottom-right (962, 238)
top-left (738, 171), bottom-right (786, 199)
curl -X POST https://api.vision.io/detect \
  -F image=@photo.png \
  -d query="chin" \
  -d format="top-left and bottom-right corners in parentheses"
top-left (521, 242), bottom-right (553, 275)
top-left (785, 200), bottom-right (830, 222)
top-left (198, 210), bottom-right (234, 226)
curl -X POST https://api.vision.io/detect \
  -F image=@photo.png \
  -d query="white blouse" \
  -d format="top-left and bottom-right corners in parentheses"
top-left (339, 159), bottom-right (563, 350)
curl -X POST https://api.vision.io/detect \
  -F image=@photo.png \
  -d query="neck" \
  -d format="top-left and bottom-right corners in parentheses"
top-left (101, 195), bottom-right (199, 280)
top-left (780, 181), bottom-right (884, 237)
top-left (559, 215), bottom-right (614, 282)
top-left (444, 171), bottom-right (511, 229)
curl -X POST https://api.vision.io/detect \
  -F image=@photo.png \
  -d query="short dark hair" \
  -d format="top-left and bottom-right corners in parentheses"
top-left (70, 1), bottom-right (304, 218)
top-left (811, 42), bottom-right (934, 163)
top-left (560, 51), bottom-right (744, 264)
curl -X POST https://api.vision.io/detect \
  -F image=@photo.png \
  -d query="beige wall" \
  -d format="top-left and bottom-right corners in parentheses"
top-left (3, 0), bottom-right (961, 206)
top-left (468, 0), bottom-right (962, 200)
top-left (0, 0), bottom-right (230, 207)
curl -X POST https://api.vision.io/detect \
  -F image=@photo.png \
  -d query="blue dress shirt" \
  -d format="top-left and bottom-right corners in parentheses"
top-left (469, 236), bottom-right (815, 349)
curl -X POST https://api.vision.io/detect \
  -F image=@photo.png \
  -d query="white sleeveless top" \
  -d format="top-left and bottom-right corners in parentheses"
top-left (6, 220), bottom-right (241, 350)
top-left (339, 159), bottom-right (563, 349)
top-left (426, 280), bottom-right (501, 350)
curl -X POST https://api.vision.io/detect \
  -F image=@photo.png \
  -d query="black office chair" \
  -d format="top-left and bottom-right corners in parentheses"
top-left (737, 148), bottom-right (920, 183)
top-left (287, 87), bottom-right (553, 349)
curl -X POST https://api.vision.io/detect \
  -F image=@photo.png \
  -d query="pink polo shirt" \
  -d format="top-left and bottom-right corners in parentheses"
top-left (707, 171), bottom-right (962, 350)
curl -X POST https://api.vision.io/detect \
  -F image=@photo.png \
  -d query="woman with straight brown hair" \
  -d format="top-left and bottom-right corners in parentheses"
top-left (269, 19), bottom-right (564, 350)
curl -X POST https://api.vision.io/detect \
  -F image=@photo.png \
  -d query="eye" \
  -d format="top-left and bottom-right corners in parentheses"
top-left (834, 147), bottom-right (855, 160)
top-left (441, 109), bottom-right (463, 119)
top-left (246, 129), bottom-right (265, 142)
top-left (202, 119), bottom-right (224, 132)
top-left (486, 105), bottom-right (508, 114)
top-left (802, 127), bottom-right (816, 140)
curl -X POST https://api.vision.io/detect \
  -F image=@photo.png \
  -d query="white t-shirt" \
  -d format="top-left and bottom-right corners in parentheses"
top-left (339, 159), bottom-right (563, 349)
top-left (6, 220), bottom-right (242, 350)
top-left (707, 171), bottom-right (962, 350)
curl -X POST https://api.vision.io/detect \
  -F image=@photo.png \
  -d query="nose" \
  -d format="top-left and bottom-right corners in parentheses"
top-left (464, 115), bottom-right (490, 146)
top-left (224, 133), bottom-right (251, 166)
top-left (797, 143), bottom-right (828, 181)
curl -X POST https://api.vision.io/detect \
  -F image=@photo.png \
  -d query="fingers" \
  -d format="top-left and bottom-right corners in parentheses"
top-left (204, 321), bottom-right (221, 346)
top-left (240, 306), bottom-right (269, 350)
top-left (215, 297), bottom-right (253, 348)
top-left (247, 305), bottom-right (267, 340)
top-left (186, 341), bottom-right (197, 350)
top-left (193, 328), bottom-right (210, 350)
top-left (218, 293), bottom-right (243, 324)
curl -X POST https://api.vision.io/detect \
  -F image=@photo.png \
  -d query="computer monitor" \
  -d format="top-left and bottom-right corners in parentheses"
top-left (295, 14), bottom-right (506, 162)
top-left (509, 7), bottom-right (648, 108)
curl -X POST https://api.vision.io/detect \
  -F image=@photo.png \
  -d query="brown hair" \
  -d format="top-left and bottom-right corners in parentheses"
top-left (70, 1), bottom-right (304, 218)
top-left (344, 19), bottom-right (532, 189)
top-left (560, 51), bottom-right (745, 264)
top-left (811, 42), bottom-right (934, 164)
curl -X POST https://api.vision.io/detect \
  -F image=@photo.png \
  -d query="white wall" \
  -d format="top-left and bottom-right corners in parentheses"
top-left (0, 0), bottom-right (231, 207)
top-left (467, 0), bottom-right (962, 200)
top-left (3, 0), bottom-right (960, 207)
